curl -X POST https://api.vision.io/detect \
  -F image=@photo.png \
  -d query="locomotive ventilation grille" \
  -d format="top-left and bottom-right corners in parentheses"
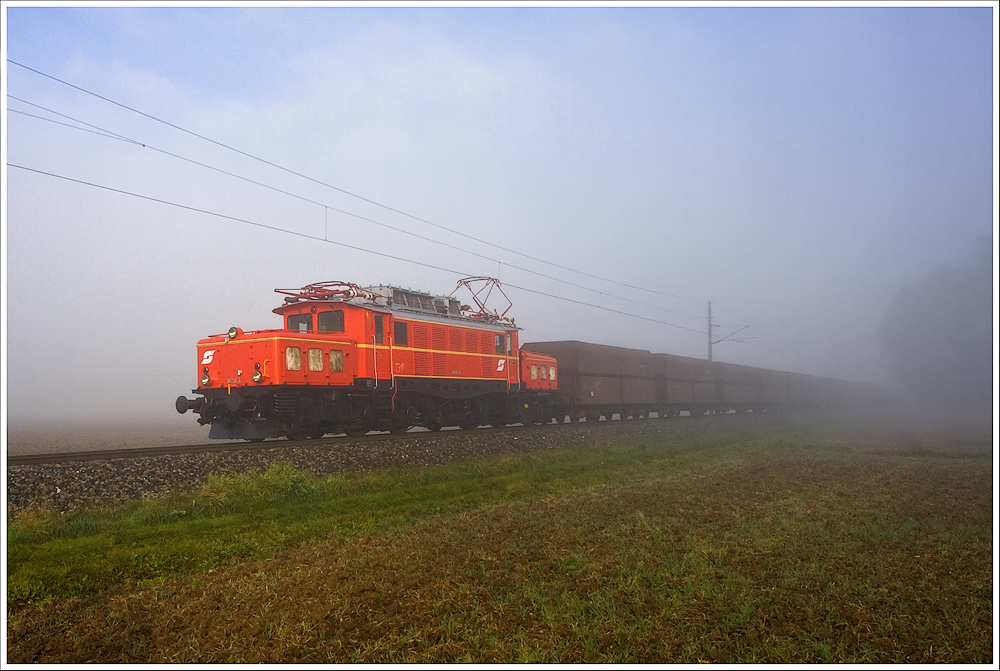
top-left (273, 393), bottom-right (299, 415)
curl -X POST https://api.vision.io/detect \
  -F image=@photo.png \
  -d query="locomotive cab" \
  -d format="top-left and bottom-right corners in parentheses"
top-left (177, 293), bottom-right (383, 441)
top-left (272, 299), bottom-right (392, 390)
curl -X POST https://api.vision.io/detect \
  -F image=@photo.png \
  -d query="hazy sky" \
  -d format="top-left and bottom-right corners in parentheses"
top-left (2, 4), bottom-right (996, 422)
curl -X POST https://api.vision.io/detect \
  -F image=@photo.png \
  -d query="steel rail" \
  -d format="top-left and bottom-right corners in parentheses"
top-left (5, 414), bottom-right (711, 467)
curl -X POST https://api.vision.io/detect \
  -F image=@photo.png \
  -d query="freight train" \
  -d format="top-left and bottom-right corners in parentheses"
top-left (175, 279), bottom-right (870, 440)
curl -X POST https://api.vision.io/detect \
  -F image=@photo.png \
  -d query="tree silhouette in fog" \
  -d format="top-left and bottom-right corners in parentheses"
top-left (879, 238), bottom-right (993, 412)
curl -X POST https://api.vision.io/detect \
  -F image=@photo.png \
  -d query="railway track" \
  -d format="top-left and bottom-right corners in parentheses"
top-left (5, 414), bottom-right (716, 467)
top-left (5, 428), bottom-right (468, 466)
top-left (8, 439), bottom-right (258, 467)
top-left (6, 412), bottom-right (787, 517)
top-left (4, 422), bottom-right (580, 467)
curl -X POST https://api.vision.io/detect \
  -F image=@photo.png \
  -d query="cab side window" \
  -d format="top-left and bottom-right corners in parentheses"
top-left (394, 321), bottom-right (408, 346)
top-left (494, 334), bottom-right (504, 354)
top-left (375, 315), bottom-right (384, 344)
top-left (287, 314), bottom-right (312, 332)
top-left (318, 310), bottom-right (345, 333)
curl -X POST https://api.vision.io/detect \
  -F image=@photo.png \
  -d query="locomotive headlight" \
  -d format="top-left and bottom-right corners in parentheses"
top-left (228, 326), bottom-right (240, 340)
top-left (201, 374), bottom-right (211, 386)
top-left (252, 370), bottom-right (263, 383)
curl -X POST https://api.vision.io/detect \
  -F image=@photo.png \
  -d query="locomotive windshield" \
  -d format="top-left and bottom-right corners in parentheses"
top-left (286, 309), bottom-right (345, 333)
top-left (318, 310), bottom-right (345, 333)
top-left (287, 314), bottom-right (312, 332)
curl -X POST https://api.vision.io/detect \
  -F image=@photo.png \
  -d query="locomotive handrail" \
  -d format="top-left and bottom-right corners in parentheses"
top-left (205, 328), bottom-right (361, 339)
top-left (205, 328), bottom-right (286, 338)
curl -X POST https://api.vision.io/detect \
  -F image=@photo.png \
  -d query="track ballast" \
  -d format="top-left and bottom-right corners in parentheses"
top-left (7, 413), bottom-right (783, 517)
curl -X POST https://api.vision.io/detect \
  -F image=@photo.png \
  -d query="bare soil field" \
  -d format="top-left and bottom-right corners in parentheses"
top-left (5, 417), bottom-right (994, 664)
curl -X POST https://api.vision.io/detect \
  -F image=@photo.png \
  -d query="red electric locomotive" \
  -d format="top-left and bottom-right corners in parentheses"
top-left (175, 278), bottom-right (559, 440)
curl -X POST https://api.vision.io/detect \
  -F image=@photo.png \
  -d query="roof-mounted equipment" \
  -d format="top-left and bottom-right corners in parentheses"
top-left (274, 281), bottom-right (384, 304)
top-left (450, 277), bottom-right (515, 325)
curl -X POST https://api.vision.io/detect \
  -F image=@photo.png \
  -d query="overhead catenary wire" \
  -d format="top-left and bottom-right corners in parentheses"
top-left (7, 95), bottom-right (708, 323)
top-left (7, 106), bottom-right (132, 144)
top-left (8, 162), bottom-right (708, 336)
top-left (8, 59), bottom-right (710, 305)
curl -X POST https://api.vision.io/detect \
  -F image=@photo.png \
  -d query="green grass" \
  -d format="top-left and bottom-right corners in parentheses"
top-left (6, 418), bottom-right (993, 663)
top-left (7, 430), bottom-right (747, 603)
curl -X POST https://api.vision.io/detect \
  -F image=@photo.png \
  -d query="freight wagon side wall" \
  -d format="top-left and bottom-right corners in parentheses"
top-left (622, 377), bottom-right (657, 405)
top-left (715, 362), bottom-right (761, 405)
top-left (658, 353), bottom-right (718, 406)
top-left (522, 341), bottom-right (646, 409)
top-left (665, 379), bottom-right (696, 404)
top-left (787, 372), bottom-right (818, 407)
top-left (759, 369), bottom-right (790, 404)
top-left (524, 339), bottom-right (869, 415)
top-left (620, 348), bottom-right (658, 405)
top-left (527, 342), bottom-right (723, 411)
top-left (572, 374), bottom-right (622, 405)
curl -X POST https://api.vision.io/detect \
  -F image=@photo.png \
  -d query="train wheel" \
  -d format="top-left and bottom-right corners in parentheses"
top-left (345, 427), bottom-right (369, 437)
top-left (388, 424), bottom-right (410, 435)
top-left (287, 432), bottom-right (308, 441)
top-left (585, 410), bottom-right (600, 423)
top-left (425, 422), bottom-right (443, 432)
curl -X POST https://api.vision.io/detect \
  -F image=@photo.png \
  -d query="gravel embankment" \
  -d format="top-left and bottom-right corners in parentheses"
top-left (7, 414), bottom-right (780, 517)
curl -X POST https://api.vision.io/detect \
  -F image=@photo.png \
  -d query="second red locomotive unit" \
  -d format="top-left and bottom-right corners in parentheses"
top-left (175, 278), bottom-right (559, 440)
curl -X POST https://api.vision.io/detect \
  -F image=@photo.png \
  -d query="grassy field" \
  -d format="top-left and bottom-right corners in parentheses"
top-left (6, 415), bottom-right (994, 663)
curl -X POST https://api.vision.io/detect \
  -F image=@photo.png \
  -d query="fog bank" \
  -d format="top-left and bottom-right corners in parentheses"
top-left (878, 238), bottom-right (994, 417)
